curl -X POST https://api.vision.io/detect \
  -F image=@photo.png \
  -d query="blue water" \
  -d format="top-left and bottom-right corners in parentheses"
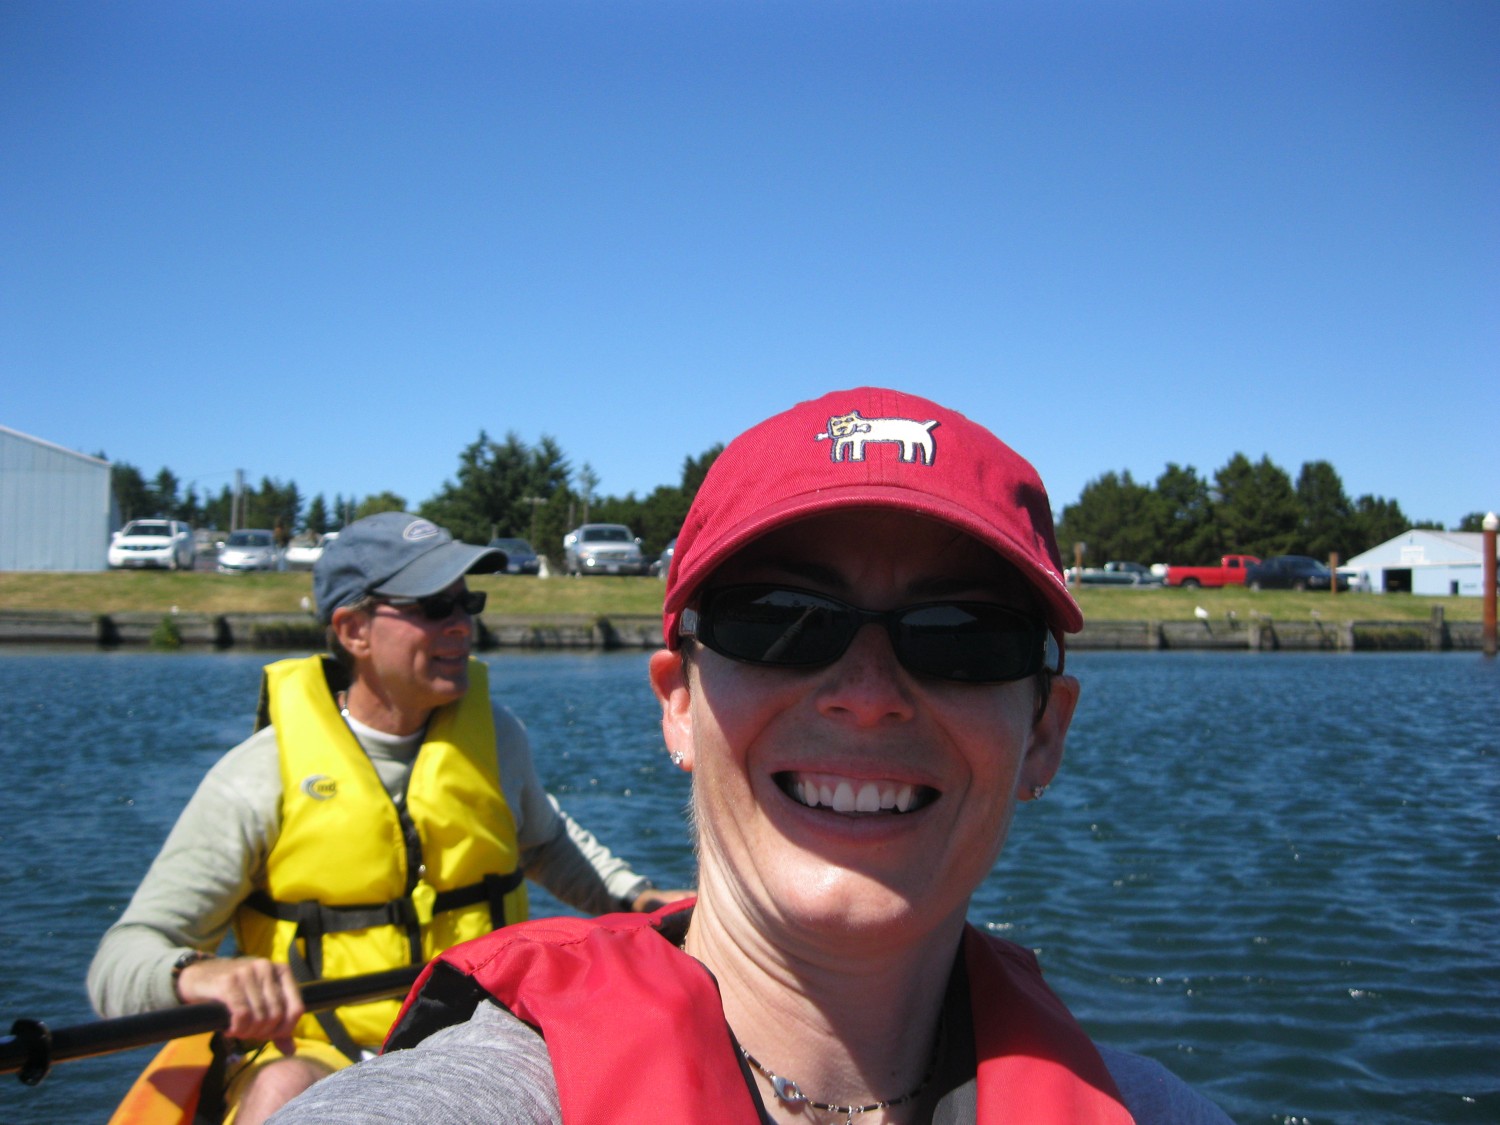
top-left (0, 649), bottom-right (1496, 1124)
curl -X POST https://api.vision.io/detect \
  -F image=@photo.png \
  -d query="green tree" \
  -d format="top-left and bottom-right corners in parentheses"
top-left (149, 468), bottom-right (182, 519)
top-left (1213, 454), bottom-right (1299, 558)
top-left (179, 484), bottom-right (207, 527)
top-left (1152, 463), bottom-right (1218, 564)
top-left (1055, 470), bottom-right (1159, 567)
top-left (1456, 512), bottom-right (1490, 532)
top-left (420, 430), bottom-right (571, 546)
top-left (111, 462), bottom-right (153, 522)
top-left (1295, 460), bottom-right (1352, 561)
top-left (1346, 495), bottom-right (1409, 554)
top-left (202, 484), bottom-right (234, 530)
top-left (305, 494), bottom-right (331, 535)
top-left (244, 477), bottom-right (302, 532)
top-left (523, 437), bottom-right (575, 561)
top-left (355, 492), bottom-right (408, 521)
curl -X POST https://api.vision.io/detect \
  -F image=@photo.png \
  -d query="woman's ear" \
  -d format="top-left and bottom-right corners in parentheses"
top-left (1020, 673), bottom-right (1079, 799)
top-left (649, 648), bottom-right (694, 770)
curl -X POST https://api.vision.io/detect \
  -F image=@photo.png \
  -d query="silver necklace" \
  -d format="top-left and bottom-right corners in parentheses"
top-left (738, 1032), bottom-right (940, 1125)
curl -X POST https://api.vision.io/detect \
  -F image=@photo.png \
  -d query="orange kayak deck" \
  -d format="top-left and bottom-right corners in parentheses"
top-left (107, 1032), bottom-right (214, 1125)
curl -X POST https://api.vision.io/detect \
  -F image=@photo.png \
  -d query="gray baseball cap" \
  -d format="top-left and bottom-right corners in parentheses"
top-left (312, 512), bottom-right (506, 623)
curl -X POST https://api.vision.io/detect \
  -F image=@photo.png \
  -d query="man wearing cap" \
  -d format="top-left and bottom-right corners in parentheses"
top-left (271, 391), bottom-right (1231, 1124)
top-left (89, 512), bottom-right (679, 1125)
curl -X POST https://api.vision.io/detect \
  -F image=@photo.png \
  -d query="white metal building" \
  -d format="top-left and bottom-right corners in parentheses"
top-left (1344, 529), bottom-right (1493, 596)
top-left (0, 425), bottom-right (116, 571)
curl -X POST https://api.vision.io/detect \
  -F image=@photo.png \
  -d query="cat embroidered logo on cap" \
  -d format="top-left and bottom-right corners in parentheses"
top-left (662, 386), bottom-right (1082, 651)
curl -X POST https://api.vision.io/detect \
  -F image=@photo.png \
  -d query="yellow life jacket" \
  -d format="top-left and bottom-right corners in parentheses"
top-left (233, 654), bottom-right (527, 1052)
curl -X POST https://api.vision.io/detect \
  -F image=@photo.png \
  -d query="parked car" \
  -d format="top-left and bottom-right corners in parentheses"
top-left (1163, 554), bottom-right (1260, 589)
top-left (1246, 555), bottom-right (1349, 592)
top-left (1337, 566), bottom-right (1371, 593)
top-left (1067, 560), bottom-right (1161, 587)
top-left (217, 529), bottom-right (279, 573)
top-left (487, 537), bottom-right (541, 575)
top-left (285, 531), bottom-right (337, 570)
top-left (107, 519), bottom-right (195, 570)
top-left (562, 523), bottom-right (648, 576)
top-left (650, 537), bottom-right (677, 579)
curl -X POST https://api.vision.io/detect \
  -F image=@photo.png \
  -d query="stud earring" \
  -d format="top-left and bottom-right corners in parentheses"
top-left (670, 750), bottom-right (685, 766)
top-left (1030, 784), bottom-right (1047, 800)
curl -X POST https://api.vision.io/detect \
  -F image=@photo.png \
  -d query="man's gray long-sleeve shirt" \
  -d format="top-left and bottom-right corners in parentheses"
top-left (88, 702), bottom-right (650, 1018)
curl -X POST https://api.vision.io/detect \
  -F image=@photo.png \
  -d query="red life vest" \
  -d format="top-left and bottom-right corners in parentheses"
top-left (387, 904), bottom-right (1134, 1124)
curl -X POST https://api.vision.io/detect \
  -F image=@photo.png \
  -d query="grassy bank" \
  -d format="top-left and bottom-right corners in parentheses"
top-left (0, 571), bottom-right (1482, 624)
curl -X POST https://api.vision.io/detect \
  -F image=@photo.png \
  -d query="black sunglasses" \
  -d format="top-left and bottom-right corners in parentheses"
top-left (680, 584), bottom-right (1051, 684)
top-left (373, 589), bottom-right (487, 621)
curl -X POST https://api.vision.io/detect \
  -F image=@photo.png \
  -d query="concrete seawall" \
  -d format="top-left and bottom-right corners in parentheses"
top-left (1072, 609), bottom-right (1477, 652)
top-left (0, 609), bottom-right (1479, 653)
top-left (0, 610), bottom-right (663, 651)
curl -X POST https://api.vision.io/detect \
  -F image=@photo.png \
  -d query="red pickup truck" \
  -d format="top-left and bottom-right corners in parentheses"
top-left (1162, 554), bottom-right (1261, 588)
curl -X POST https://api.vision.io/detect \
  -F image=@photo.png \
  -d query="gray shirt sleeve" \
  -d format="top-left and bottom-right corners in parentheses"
top-left (269, 1002), bottom-right (1234, 1125)
top-left (87, 725), bottom-right (283, 1017)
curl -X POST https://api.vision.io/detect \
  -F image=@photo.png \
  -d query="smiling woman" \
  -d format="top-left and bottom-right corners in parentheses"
top-left (272, 388), bottom-right (1233, 1125)
top-left (656, 506), bottom-right (1070, 954)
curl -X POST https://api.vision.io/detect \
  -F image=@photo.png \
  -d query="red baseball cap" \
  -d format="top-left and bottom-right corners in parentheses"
top-left (662, 387), bottom-right (1082, 652)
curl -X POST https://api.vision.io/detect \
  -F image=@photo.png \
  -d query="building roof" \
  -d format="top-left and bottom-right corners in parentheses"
top-left (0, 424), bottom-right (111, 468)
top-left (1346, 529), bottom-right (1490, 569)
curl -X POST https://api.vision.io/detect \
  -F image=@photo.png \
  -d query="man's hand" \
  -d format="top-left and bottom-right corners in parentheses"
top-left (174, 955), bottom-right (305, 1051)
top-left (630, 887), bottom-right (694, 913)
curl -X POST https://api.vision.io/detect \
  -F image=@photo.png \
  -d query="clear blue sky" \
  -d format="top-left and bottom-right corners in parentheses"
top-left (3, 1), bottom-right (1495, 530)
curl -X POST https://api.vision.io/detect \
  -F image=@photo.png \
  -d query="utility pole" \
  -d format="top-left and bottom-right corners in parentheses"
top-left (1483, 511), bottom-right (1497, 659)
top-left (232, 469), bottom-right (245, 532)
top-left (577, 464), bottom-right (600, 526)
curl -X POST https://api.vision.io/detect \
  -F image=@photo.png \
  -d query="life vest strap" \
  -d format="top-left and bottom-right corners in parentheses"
top-left (281, 926), bottom-right (367, 1064)
top-left (244, 871), bottom-right (524, 937)
top-left (444, 871), bottom-right (526, 921)
top-left (243, 890), bottom-right (414, 939)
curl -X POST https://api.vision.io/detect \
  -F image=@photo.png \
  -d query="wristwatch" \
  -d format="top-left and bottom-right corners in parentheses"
top-left (170, 949), bottom-right (215, 991)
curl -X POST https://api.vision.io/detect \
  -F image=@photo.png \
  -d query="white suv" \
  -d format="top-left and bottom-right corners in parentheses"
top-left (562, 524), bottom-right (648, 576)
top-left (107, 520), bottom-right (196, 570)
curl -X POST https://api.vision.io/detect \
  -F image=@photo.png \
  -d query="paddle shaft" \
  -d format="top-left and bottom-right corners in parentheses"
top-left (2, 963), bottom-right (424, 1085)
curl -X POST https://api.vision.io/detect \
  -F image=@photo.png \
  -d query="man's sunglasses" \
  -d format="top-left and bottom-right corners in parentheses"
top-left (373, 589), bottom-right (487, 621)
top-left (679, 584), bottom-right (1051, 684)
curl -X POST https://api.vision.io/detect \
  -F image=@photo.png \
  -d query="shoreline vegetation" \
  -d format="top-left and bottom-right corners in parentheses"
top-left (0, 572), bottom-right (1487, 653)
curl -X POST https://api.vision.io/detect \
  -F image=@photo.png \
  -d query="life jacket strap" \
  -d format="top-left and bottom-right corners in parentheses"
top-left (243, 870), bottom-right (524, 939)
top-left (241, 871), bottom-right (526, 1061)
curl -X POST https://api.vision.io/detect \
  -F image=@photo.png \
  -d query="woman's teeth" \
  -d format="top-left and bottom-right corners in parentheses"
top-left (793, 776), bottom-right (919, 814)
